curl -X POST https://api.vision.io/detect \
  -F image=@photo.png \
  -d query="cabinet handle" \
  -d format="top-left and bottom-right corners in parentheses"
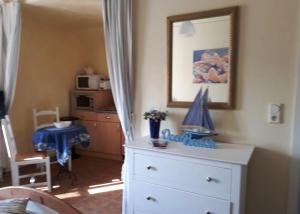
top-left (94, 122), bottom-right (97, 127)
top-left (205, 211), bottom-right (211, 214)
top-left (206, 177), bottom-right (212, 182)
top-left (147, 166), bottom-right (154, 170)
top-left (105, 116), bottom-right (111, 119)
top-left (146, 196), bottom-right (156, 201)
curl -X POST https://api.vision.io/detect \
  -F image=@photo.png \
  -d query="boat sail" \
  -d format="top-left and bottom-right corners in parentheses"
top-left (181, 88), bottom-right (216, 138)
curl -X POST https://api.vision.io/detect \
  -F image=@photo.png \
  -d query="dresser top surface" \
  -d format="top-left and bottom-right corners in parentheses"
top-left (125, 137), bottom-right (255, 165)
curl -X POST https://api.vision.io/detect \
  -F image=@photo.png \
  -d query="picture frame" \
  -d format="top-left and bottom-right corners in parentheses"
top-left (167, 6), bottom-right (239, 109)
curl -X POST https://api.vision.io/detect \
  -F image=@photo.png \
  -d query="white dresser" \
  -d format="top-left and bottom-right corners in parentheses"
top-left (125, 137), bottom-right (254, 214)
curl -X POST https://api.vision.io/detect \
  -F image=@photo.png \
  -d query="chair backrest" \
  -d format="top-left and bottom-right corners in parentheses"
top-left (33, 107), bottom-right (60, 130)
top-left (1, 115), bottom-right (17, 161)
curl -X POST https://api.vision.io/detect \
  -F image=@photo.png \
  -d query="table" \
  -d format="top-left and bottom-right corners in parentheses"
top-left (32, 125), bottom-right (90, 166)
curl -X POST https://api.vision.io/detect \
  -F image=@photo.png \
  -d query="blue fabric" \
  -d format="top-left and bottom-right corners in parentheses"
top-left (32, 125), bottom-right (90, 165)
top-left (0, 91), bottom-right (5, 119)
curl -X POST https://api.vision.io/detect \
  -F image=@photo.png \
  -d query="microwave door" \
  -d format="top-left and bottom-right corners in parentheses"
top-left (76, 95), bottom-right (91, 109)
top-left (78, 77), bottom-right (89, 89)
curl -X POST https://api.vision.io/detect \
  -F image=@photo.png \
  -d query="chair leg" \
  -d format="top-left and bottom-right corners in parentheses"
top-left (45, 157), bottom-right (52, 192)
top-left (68, 155), bottom-right (72, 172)
top-left (11, 163), bottom-right (19, 186)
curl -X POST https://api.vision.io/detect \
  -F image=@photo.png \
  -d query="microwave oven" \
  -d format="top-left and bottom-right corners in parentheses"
top-left (71, 92), bottom-right (95, 111)
top-left (76, 75), bottom-right (101, 90)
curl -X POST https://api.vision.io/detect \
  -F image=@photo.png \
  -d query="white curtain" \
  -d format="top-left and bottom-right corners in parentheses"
top-left (0, 0), bottom-right (21, 180)
top-left (101, 0), bottom-right (134, 213)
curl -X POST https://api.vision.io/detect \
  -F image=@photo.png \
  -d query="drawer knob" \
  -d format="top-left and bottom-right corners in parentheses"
top-left (206, 177), bottom-right (212, 182)
top-left (147, 166), bottom-right (153, 170)
top-left (205, 211), bottom-right (211, 214)
top-left (105, 116), bottom-right (111, 119)
top-left (146, 196), bottom-right (156, 201)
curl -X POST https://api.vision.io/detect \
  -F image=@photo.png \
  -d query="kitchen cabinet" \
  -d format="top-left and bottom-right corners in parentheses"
top-left (72, 110), bottom-right (123, 160)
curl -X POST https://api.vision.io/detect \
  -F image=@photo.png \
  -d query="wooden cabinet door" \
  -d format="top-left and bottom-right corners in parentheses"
top-left (80, 120), bottom-right (98, 152)
top-left (96, 122), bottom-right (122, 155)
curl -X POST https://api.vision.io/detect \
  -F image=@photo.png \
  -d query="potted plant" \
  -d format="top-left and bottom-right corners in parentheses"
top-left (144, 110), bottom-right (167, 139)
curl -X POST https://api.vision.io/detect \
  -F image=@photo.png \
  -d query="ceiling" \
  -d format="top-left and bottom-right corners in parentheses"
top-left (22, 0), bottom-right (102, 26)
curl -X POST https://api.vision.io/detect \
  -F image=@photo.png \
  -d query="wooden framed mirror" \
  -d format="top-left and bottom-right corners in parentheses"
top-left (167, 7), bottom-right (239, 109)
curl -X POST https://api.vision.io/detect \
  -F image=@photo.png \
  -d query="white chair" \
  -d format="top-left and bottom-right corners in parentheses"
top-left (1, 115), bottom-right (52, 191)
top-left (33, 107), bottom-right (60, 131)
top-left (32, 107), bottom-right (72, 171)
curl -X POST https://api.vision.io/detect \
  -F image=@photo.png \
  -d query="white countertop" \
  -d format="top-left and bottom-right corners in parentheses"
top-left (125, 137), bottom-right (255, 165)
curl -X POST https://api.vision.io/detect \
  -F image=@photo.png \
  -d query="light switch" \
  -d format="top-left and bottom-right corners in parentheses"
top-left (268, 104), bottom-right (282, 124)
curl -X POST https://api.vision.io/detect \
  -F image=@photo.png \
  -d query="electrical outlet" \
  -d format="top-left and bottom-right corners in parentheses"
top-left (268, 104), bottom-right (282, 124)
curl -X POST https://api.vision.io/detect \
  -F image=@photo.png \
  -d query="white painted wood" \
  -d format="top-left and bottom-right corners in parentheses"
top-left (1, 116), bottom-right (52, 192)
top-left (230, 164), bottom-right (247, 214)
top-left (33, 107), bottom-right (60, 131)
top-left (133, 180), bottom-right (231, 214)
top-left (134, 153), bottom-right (232, 200)
top-left (126, 137), bottom-right (254, 214)
top-left (32, 107), bottom-right (64, 169)
top-left (18, 172), bottom-right (46, 179)
top-left (45, 156), bottom-right (52, 192)
top-left (23, 182), bottom-right (49, 188)
top-left (127, 137), bottom-right (254, 165)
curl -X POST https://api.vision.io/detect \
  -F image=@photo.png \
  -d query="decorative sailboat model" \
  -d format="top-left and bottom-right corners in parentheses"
top-left (161, 88), bottom-right (217, 149)
top-left (181, 88), bottom-right (217, 139)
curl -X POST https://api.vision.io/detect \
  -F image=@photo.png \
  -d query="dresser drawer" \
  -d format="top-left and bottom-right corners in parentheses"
top-left (72, 111), bottom-right (97, 121)
top-left (134, 153), bottom-right (231, 200)
top-left (97, 113), bottom-right (119, 123)
top-left (133, 180), bottom-right (230, 214)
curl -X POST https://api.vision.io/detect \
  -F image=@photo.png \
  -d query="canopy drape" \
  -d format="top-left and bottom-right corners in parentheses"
top-left (101, 0), bottom-right (134, 213)
top-left (0, 0), bottom-right (21, 180)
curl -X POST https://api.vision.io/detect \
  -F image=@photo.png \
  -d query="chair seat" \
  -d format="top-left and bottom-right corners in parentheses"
top-left (15, 152), bottom-right (46, 162)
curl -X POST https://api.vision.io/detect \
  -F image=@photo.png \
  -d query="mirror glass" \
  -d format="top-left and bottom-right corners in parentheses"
top-left (167, 7), bottom-right (238, 109)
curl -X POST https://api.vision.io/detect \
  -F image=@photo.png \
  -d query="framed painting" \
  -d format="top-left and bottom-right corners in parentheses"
top-left (167, 7), bottom-right (239, 109)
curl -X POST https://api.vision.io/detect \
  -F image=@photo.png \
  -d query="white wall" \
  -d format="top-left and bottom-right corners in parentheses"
top-left (10, 4), bottom-right (107, 153)
top-left (133, 0), bottom-right (298, 213)
top-left (71, 25), bottom-right (109, 77)
top-left (10, 9), bottom-right (85, 152)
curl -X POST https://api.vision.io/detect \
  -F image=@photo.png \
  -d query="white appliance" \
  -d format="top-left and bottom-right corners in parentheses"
top-left (76, 75), bottom-right (101, 90)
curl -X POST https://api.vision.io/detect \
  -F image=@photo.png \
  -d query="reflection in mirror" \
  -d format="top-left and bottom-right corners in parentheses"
top-left (167, 7), bottom-right (239, 109)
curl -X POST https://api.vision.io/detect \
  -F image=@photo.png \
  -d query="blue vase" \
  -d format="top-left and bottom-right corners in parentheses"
top-left (149, 119), bottom-right (161, 139)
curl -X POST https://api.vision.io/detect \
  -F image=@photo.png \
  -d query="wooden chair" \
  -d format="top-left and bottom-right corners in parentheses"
top-left (1, 115), bottom-right (52, 192)
top-left (0, 186), bottom-right (80, 213)
top-left (32, 107), bottom-right (72, 171)
top-left (33, 107), bottom-right (60, 131)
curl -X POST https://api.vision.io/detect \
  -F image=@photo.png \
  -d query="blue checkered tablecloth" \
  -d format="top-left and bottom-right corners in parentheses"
top-left (32, 125), bottom-right (90, 165)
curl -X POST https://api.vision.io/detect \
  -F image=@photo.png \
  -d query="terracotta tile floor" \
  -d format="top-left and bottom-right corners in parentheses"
top-left (0, 156), bottom-right (123, 214)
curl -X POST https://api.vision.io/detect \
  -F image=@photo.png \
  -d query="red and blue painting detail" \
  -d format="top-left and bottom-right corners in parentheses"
top-left (193, 47), bottom-right (229, 84)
